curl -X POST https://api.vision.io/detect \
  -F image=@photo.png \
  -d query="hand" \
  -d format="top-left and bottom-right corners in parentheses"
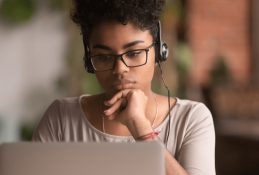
top-left (103, 89), bottom-right (148, 126)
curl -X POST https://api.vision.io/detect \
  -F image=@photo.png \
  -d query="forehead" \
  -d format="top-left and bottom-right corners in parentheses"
top-left (89, 21), bottom-right (152, 49)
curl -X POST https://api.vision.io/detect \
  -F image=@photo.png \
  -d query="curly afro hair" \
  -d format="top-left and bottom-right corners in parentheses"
top-left (70, 0), bottom-right (165, 42)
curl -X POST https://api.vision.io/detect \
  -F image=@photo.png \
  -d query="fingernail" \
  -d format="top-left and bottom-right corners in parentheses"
top-left (103, 110), bottom-right (107, 113)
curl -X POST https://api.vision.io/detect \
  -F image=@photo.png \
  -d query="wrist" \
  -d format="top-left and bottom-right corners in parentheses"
top-left (137, 132), bottom-right (160, 141)
top-left (143, 136), bottom-right (159, 141)
top-left (125, 117), bottom-right (153, 140)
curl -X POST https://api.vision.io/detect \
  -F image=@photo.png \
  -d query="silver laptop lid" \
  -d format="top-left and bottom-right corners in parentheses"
top-left (0, 142), bottom-right (165, 175)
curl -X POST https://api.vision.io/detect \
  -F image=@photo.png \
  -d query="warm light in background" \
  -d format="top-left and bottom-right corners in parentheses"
top-left (0, 0), bottom-right (259, 174)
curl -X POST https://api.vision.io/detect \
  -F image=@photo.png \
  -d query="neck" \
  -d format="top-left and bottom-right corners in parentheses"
top-left (145, 90), bottom-right (158, 126)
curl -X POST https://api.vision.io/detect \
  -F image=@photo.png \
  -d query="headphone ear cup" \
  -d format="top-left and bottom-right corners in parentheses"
top-left (82, 34), bottom-right (95, 74)
top-left (161, 42), bottom-right (168, 61)
top-left (84, 54), bottom-right (95, 74)
top-left (83, 55), bottom-right (87, 70)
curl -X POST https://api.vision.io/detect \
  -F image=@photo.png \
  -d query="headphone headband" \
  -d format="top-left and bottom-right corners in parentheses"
top-left (157, 21), bottom-right (169, 62)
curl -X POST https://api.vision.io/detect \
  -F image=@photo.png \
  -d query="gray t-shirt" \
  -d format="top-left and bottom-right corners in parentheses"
top-left (31, 94), bottom-right (216, 175)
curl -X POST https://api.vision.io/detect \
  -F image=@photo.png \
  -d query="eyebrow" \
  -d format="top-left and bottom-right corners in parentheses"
top-left (93, 45), bottom-right (111, 50)
top-left (93, 40), bottom-right (145, 50)
top-left (123, 40), bottom-right (144, 49)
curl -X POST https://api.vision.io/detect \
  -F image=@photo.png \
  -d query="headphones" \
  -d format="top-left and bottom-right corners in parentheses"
top-left (82, 20), bottom-right (168, 74)
top-left (156, 20), bottom-right (169, 63)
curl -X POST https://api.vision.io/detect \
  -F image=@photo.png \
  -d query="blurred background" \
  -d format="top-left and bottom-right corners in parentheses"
top-left (0, 0), bottom-right (259, 174)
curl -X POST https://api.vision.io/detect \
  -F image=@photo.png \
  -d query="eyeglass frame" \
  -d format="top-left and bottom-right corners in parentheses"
top-left (89, 42), bottom-right (156, 71)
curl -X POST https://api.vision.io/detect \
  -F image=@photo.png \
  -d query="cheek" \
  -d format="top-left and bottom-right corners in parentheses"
top-left (95, 72), bottom-right (110, 90)
top-left (144, 63), bottom-right (155, 81)
top-left (136, 51), bottom-right (156, 83)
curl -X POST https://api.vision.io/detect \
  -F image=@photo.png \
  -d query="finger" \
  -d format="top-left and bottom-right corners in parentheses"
top-left (106, 110), bottom-right (119, 120)
top-left (103, 101), bottom-right (113, 106)
top-left (103, 98), bottom-right (127, 116)
top-left (104, 89), bottom-right (131, 105)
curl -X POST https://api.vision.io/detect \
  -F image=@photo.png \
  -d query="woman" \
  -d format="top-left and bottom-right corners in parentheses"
top-left (32, 0), bottom-right (216, 174)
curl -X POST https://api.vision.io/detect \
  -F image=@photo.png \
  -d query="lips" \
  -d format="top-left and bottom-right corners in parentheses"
top-left (113, 79), bottom-right (134, 85)
top-left (112, 79), bottom-right (135, 90)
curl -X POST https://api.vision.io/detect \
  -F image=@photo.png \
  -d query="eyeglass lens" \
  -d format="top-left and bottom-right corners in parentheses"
top-left (91, 50), bottom-right (147, 71)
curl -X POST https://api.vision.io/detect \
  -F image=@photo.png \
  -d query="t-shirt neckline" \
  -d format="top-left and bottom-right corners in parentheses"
top-left (78, 94), bottom-right (178, 139)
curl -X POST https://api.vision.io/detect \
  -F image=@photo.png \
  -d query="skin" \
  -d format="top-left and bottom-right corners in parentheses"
top-left (81, 20), bottom-right (190, 175)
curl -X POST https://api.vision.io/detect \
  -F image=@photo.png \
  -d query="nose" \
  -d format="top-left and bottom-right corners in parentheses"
top-left (112, 56), bottom-right (130, 74)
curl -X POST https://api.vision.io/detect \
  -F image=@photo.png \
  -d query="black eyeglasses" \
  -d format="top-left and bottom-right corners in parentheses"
top-left (90, 42), bottom-right (156, 71)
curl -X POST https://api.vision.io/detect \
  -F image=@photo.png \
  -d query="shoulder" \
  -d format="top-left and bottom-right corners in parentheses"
top-left (173, 98), bottom-right (212, 120)
top-left (174, 98), bottom-right (203, 109)
top-left (173, 98), bottom-right (215, 142)
top-left (31, 96), bottom-right (82, 142)
top-left (51, 96), bottom-right (80, 107)
top-left (49, 94), bottom-right (93, 111)
top-left (170, 98), bottom-right (214, 136)
top-left (173, 99), bottom-right (216, 174)
top-left (43, 95), bottom-right (87, 122)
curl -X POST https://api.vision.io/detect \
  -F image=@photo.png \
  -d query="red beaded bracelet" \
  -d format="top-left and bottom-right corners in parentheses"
top-left (137, 131), bottom-right (161, 141)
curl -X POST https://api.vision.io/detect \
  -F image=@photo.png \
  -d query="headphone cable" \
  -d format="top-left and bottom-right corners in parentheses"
top-left (158, 62), bottom-right (171, 148)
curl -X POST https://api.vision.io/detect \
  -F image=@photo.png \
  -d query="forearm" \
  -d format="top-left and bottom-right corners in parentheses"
top-left (164, 148), bottom-right (190, 175)
top-left (143, 136), bottom-right (189, 175)
top-left (126, 119), bottom-right (189, 175)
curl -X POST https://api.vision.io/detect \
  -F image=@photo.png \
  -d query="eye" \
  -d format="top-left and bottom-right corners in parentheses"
top-left (98, 55), bottom-right (112, 60)
top-left (125, 51), bottom-right (141, 58)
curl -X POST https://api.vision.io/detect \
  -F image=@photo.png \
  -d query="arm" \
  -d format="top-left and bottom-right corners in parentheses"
top-left (176, 104), bottom-right (216, 175)
top-left (127, 104), bottom-right (215, 175)
top-left (126, 118), bottom-right (190, 175)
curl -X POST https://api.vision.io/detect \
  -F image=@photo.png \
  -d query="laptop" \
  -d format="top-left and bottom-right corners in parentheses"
top-left (0, 141), bottom-right (165, 175)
